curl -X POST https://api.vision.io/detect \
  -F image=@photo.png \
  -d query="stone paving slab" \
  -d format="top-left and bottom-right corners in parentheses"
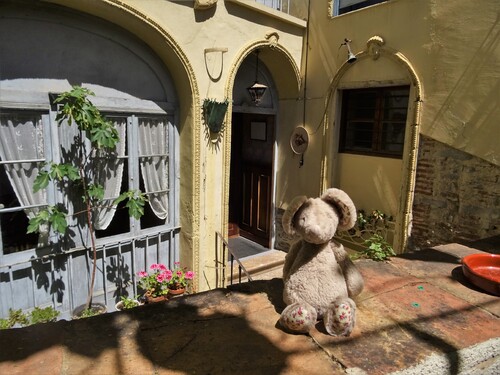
top-left (310, 256), bottom-right (499, 374)
top-left (391, 243), bottom-right (500, 317)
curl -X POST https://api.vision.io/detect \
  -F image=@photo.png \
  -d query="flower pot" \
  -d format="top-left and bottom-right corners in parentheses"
top-left (72, 303), bottom-right (107, 319)
top-left (115, 299), bottom-right (142, 311)
top-left (145, 291), bottom-right (168, 304)
top-left (168, 287), bottom-right (186, 298)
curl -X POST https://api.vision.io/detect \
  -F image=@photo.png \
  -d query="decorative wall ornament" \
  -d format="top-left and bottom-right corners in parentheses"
top-left (194, 0), bottom-right (218, 10)
top-left (204, 47), bottom-right (228, 81)
top-left (203, 98), bottom-right (229, 133)
top-left (367, 36), bottom-right (385, 60)
top-left (290, 126), bottom-right (309, 154)
top-left (265, 31), bottom-right (280, 48)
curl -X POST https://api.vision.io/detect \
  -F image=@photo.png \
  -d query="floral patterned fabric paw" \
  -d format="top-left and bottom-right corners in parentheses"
top-left (324, 298), bottom-right (356, 336)
top-left (280, 302), bottom-right (317, 333)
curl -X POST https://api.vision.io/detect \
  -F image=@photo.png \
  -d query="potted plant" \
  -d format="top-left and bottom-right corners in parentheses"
top-left (115, 296), bottom-right (142, 311)
top-left (202, 98), bottom-right (229, 133)
top-left (28, 86), bottom-right (147, 318)
top-left (0, 306), bottom-right (60, 329)
top-left (137, 263), bottom-right (171, 303)
top-left (137, 262), bottom-right (195, 302)
top-left (167, 262), bottom-right (195, 297)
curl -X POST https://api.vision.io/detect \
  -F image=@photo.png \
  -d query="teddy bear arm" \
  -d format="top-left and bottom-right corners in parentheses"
top-left (283, 241), bottom-right (302, 281)
top-left (331, 243), bottom-right (364, 297)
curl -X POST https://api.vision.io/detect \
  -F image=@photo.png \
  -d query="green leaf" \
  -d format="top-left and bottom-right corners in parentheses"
top-left (88, 184), bottom-right (105, 201)
top-left (90, 121), bottom-right (119, 149)
top-left (27, 215), bottom-right (43, 234)
top-left (126, 197), bottom-right (145, 220)
top-left (113, 190), bottom-right (147, 220)
top-left (65, 165), bottom-right (81, 181)
top-left (27, 207), bottom-right (67, 235)
top-left (113, 192), bottom-right (128, 206)
top-left (33, 171), bottom-right (50, 192)
top-left (50, 210), bottom-right (68, 234)
top-left (49, 164), bottom-right (67, 181)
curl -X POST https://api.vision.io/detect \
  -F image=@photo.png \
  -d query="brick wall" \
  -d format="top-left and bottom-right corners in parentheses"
top-left (410, 135), bottom-right (500, 250)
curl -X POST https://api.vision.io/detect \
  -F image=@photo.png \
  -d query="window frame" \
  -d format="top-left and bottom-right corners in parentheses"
top-left (331, 0), bottom-right (388, 16)
top-left (338, 85), bottom-right (410, 159)
top-left (0, 97), bottom-right (178, 261)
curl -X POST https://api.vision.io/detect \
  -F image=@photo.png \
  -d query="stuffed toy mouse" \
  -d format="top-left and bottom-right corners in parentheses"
top-left (279, 188), bottom-right (364, 336)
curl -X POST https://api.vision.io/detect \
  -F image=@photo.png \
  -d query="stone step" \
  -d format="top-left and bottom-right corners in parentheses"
top-left (227, 249), bottom-right (285, 283)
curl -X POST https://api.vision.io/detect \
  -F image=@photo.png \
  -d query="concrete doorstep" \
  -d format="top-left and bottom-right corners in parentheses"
top-left (226, 249), bottom-right (286, 283)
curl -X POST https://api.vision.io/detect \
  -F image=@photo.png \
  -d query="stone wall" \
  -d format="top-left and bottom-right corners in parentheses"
top-left (410, 135), bottom-right (500, 250)
top-left (274, 208), bottom-right (294, 252)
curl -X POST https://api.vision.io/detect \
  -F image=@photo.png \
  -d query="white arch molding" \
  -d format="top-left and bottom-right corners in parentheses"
top-left (321, 36), bottom-right (423, 253)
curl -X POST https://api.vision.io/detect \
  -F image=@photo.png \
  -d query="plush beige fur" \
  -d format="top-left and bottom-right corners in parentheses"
top-left (280, 188), bottom-right (364, 335)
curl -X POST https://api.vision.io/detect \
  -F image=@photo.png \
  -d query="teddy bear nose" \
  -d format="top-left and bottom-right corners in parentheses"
top-left (304, 224), bottom-right (321, 237)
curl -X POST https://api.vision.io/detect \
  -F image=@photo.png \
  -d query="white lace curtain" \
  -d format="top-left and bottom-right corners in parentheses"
top-left (0, 114), bottom-right (47, 237)
top-left (58, 118), bottom-right (126, 231)
top-left (138, 118), bottom-right (169, 220)
top-left (93, 119), bottom-right (127, 230)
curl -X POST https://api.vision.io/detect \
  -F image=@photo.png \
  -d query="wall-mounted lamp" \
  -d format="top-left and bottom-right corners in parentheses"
top-left (247, 49), bottom-right (267, 105)
top-left (341, 38), bottom-right (357, 64)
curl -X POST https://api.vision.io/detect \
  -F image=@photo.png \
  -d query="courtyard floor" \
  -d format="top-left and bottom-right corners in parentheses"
top-left (0, 242), bottom-right (498, 374)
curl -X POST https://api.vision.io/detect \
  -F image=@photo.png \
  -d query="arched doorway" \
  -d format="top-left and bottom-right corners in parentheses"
top-left (229, 51), bottom-right (277, 248)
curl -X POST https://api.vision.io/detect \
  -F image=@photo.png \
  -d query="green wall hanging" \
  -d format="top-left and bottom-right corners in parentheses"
top-left (203, 98), bottom-right (229, 133)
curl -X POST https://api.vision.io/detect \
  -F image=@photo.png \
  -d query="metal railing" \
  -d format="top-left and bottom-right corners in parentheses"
top-left (215, 231), bottom-right (253, 286)
top-left (0, 227), bottom-right (180, 320)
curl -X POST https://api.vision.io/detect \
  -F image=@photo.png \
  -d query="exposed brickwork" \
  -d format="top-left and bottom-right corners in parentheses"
top-left (410, 135), bottom-right (500, 250)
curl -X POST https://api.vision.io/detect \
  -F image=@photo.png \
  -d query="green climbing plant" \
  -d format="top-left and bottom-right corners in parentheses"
top-left (27, 86), bottom-right (147, 312)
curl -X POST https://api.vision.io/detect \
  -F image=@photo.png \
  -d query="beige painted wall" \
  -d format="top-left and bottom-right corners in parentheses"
top-left (334, 154), bottom-right (402, 217)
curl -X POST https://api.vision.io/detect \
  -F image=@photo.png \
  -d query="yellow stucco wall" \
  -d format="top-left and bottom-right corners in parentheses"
top-left (273, 0), bottom-right (498, 251)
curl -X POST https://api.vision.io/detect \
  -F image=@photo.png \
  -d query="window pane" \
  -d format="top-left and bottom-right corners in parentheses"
top-left (0, 112), bottom-right (45, 254)
top-left (339, 86), bottom-right (409, 157)
top-left (344, 122), bottom-right (374, 151)
top-left (0, 164), bottom-right (39, 254)
top-left (380, 122), bottom-right (405, 153)
top-left (94, 117), bottom-right (130, 238)
top-left (338, 0), bottom-right (387, 15)
top-left (138, 118), bottom-right (169, 228)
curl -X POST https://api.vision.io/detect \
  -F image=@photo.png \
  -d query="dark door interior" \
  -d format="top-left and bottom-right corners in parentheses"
top-left (229, 113), bottom-right (274, 247)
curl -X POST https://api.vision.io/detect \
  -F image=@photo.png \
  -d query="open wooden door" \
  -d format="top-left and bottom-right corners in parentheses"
top-left (229, 113), bottom-right (274, 247)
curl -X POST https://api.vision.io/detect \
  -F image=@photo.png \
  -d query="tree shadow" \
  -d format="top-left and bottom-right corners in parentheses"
top-left (134, 291), bottom-right (290, 373)
top-left (0, 286), bottom-right (292, 374)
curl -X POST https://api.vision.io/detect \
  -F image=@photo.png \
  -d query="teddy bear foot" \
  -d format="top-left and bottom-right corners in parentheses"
top-left (323, 298), bottom-right (356, 337)
top-left (279, 302), bottom-right (318, 334)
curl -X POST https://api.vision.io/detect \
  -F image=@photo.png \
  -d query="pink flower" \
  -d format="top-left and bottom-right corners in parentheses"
top-left (159, 264), bottom-right (167, 271)
top-left (156, 273), bottom-right (166, 283)
top-left (185, 271), bottom-right (194, 280)
top-left (137, 271), bottom-right (148, 278)
top-left (165, 269), bottom-right (173, 277)
top-left (150, 263), bottom-right (160, 270)
top-left (176, 270), bottom-right (183, 278)
top-left (174, 261), bottom-right (181, 266)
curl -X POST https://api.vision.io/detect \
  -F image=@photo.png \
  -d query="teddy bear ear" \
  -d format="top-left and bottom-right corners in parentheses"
top-left (321, 188), bottom-right (357, 231)
top-left (282, 195), bottom-right (308, 235)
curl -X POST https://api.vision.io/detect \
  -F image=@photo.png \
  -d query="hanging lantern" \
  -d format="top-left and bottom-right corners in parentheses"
top-left (247, 49), bottom-right (267, 105)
